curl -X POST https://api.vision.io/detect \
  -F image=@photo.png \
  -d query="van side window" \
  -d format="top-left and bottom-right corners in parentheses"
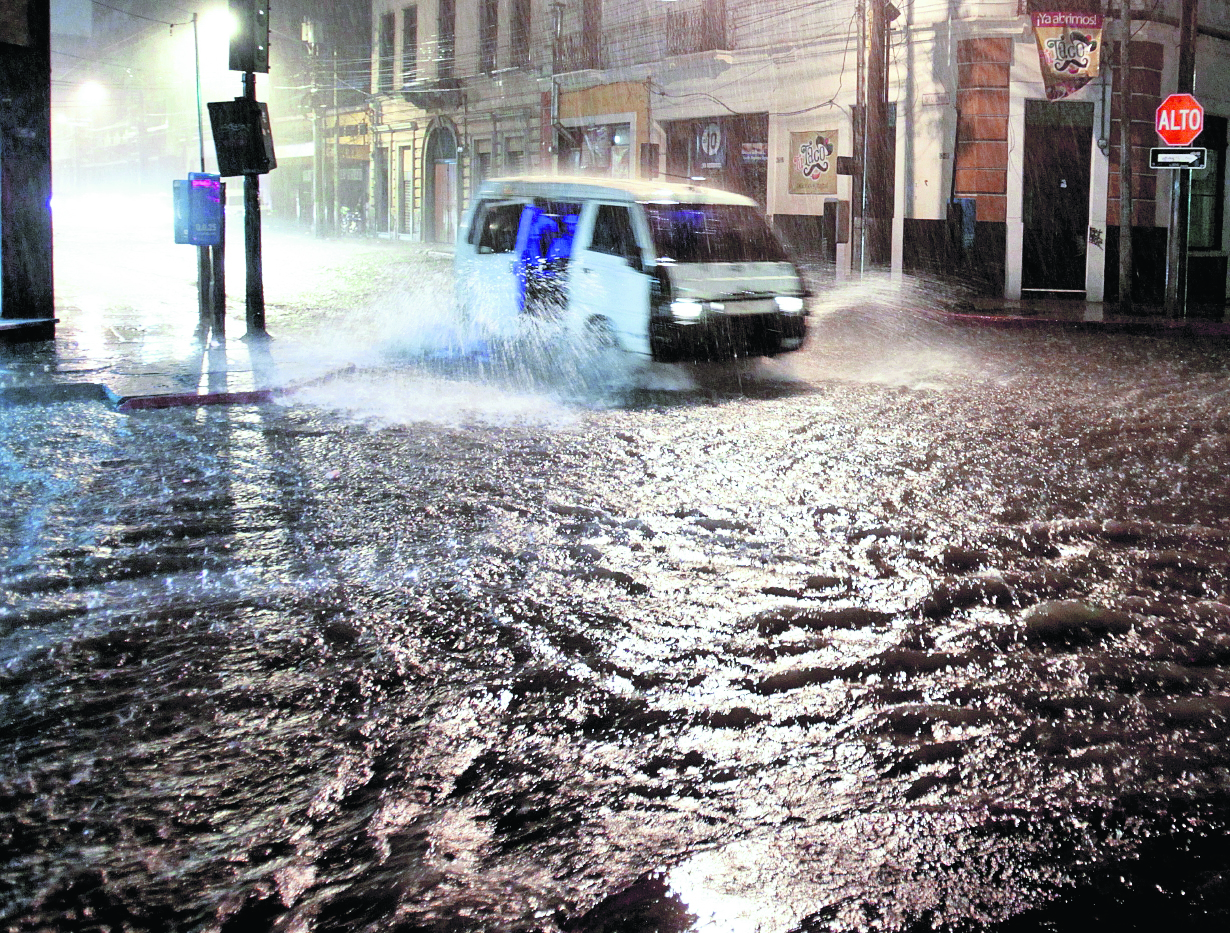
top-left (589, 204), bottom-right (638, 261)
top-left (474, 201), bottom-right (522, 253)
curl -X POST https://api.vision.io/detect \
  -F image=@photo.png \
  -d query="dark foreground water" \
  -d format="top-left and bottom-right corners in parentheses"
top-left (4, 298), bottom-right (1230, 931)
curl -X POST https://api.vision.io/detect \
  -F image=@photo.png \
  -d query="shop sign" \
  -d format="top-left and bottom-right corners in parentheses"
top-left (788, 131), bottom-right (838, 195)
top-left (742, 142), bottom-right (768, 163)
top-left (696, 121), bottom-right (725, 169)
top-left (1031, 12), bottom-right (1103, 101)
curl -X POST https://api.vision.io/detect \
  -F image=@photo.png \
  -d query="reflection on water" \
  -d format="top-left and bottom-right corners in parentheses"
top-left (7, 243), bottom-right (1230, 930)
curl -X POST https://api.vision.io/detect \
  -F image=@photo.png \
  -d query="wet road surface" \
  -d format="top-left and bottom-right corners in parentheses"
top-left (4, 238), bottom-right (1230, 931)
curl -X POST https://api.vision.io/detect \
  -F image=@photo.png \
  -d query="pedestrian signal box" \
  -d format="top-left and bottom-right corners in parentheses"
top-left (207, 98), bottom-right (277, 176)
top-left (173, 173), bottom-right (223, 245)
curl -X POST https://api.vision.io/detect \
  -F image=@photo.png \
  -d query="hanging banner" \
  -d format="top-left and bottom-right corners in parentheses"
top-left (1032, 12), bottom-right (1103, 101)
top-left (788, 130), bottom-right (838, 195)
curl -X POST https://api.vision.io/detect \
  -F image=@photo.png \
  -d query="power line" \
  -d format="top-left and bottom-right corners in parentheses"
top-left (92, 0), bottom-right (191, 28)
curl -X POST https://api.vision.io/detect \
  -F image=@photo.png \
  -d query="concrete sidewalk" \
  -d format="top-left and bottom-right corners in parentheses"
top-left (0, 309), bottom-right (361, 412)
top-left (937, 295), bottom-right (1230, 337)
top-left (1, 230), bottom-right (445, 412)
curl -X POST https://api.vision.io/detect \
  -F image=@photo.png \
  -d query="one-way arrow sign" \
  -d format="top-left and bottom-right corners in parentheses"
top-left (1150, 147), bottom-right (1207, 169)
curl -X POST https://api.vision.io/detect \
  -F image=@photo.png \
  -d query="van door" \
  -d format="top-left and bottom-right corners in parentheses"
top-left (570, 202), bottom-right (651, 354)
top-left (457, 198), bottom-right (527, 326)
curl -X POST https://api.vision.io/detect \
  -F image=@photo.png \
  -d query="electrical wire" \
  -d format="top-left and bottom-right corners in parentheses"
top-left (91, 0), bottom-right (191, 28)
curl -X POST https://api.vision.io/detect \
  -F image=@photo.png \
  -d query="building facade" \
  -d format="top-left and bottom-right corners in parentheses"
top-left (1, 0), bottom-right (53, 334)
top-left (368, 0), bottom-right (1227, 310)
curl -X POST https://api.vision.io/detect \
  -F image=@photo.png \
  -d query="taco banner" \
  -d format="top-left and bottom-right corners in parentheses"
top-left (788, 130), bottom-right (838, 195)
top-left (1032, 12), bottom-right (1103, 101)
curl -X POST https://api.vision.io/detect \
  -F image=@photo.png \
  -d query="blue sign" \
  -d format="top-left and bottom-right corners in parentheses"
top-left (173, 173), bottom-right (223, 246)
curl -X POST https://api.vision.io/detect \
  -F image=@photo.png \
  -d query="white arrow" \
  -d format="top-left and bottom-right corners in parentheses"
top-left (1156, 150), bottom-right (1203, 165)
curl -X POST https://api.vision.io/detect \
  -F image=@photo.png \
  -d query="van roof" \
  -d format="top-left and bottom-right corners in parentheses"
top-left (475, 174), bottom-right (759, 207)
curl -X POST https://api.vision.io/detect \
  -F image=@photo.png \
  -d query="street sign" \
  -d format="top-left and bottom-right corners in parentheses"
top-left (1150, 147), bottom-right (1207, 170)
top-left (172, 173), bottom-right (223, 245)
top-left (1156, 93), bottom-right (1203, 146)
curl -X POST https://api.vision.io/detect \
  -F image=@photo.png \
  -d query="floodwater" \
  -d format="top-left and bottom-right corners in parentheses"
top-left (4, 235), bottom-right (1230, 931)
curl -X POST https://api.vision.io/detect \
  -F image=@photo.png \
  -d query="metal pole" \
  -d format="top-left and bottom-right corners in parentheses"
top-left (333, 50), bottom-right (342, 235)
top-left (852, 0), bottom-right (867, 276)
top-left (1118, 0), bottom-right (1134, 314)
top-left (212, 181), bottom-right (227, 341)
top-left (1164, 0), bottom-right (1199, 318)
top-left (312, 43), bottom-right (321, 237)
top-left (243, 71), bottom-right (268, 338)
top-left (193, 14), bottom-right (205, 171)
top-left (866, 0), bottom-right (889, 269)
top-left (193, 14), bottom-right (212, 339)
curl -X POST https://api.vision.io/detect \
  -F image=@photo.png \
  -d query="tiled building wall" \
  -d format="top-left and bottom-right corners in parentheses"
top-left (953, 37), bottom-right (1011, 224)
top-left (1107, 40), bottom-right (1162, 226)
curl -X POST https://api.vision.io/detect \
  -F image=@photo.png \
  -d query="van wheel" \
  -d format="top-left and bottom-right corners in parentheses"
top-left (585, 316), bottom-right (618, 349)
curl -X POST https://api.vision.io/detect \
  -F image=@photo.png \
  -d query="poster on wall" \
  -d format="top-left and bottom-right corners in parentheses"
top-left (696, 121), bottom-right (725, 169)
top-left (1031, 12), bottom-right (1103, 101)
top-left (788, 131), bottom-right (838, 195)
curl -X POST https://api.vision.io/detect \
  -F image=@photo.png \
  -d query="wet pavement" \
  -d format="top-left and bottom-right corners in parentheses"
top-left (4, 215), bottom-right (1230, 932)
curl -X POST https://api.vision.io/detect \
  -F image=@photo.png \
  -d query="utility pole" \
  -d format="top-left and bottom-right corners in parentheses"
top-left (1118, 0), bottom-right (1134, 314)
top-left (333, 48), bottom-right (341, 234)
top-left (305, 19), bottom-right (322, 238)
top-left (192, 13), bottom-right (213, 338)
top-left (865, 0), bottom-right (896, 269)
top-left (1164, 0), bottom-right (1199, 318)
top-left (852, 0), bottom-right (866, 275)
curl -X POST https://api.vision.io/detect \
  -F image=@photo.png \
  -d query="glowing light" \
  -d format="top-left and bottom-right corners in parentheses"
top-left (199, 6), bottom-right (238, 42)
top-left (671, 299), bottom-right (704, 321)
top-left (77, 80), bottom-right (107, 107)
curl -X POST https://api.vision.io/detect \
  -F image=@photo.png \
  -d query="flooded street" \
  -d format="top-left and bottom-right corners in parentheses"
top-left (5, 235), bottom-right (1230, 931)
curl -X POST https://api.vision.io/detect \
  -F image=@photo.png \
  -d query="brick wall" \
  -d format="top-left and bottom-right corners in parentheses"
top-left (1107, 40), bottom-right (1162, 227)
top-left (954, 37), bottom-right (1011, 223)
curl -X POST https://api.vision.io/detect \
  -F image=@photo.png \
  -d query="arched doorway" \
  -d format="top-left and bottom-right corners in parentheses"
top-left (423, 123), bottom-right (458, 243)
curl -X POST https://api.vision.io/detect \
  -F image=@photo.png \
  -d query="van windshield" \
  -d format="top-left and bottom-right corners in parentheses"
top-left (643, 203), bottom-right (789, 264)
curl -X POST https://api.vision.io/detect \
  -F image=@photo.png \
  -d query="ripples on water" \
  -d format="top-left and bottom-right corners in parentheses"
top-left (4, 268), bottom-right (1230, 931)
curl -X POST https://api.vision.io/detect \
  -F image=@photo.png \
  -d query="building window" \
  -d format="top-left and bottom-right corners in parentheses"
top-left (480, 0), bottom-right (498, 73)
top-left (667, 0), bottom-right (726, 56)
top-left (560, 123), bottom-right (631, 177)
top-left (378, 12), bottom-right (395, 91)
top-left (510, 0), bottom-right (530, 67)
top-left (438, 0), bottom-right (456, 80)
top-left (402, 6), bottom-right (418, 86)
top-left (505, 136), bottom-right (524, 173)
top-left (1191, 116), bottom-right (1226, 251)
top-left (474, 139), bottom-right (492, 187)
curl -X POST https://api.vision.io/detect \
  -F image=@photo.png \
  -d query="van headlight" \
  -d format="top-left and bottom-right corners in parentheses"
top-left (671, 299), bottom-right (705, 322)
top-left (775, 295), bottom-right (806, 315)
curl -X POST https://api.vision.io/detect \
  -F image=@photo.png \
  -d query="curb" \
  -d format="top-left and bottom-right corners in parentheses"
top-left (936, 312), bottom-right (1230, 338)
top-left (109, 387), bottom-right (279, 412)
top-left (1, 365), bottom-right (358, 412)
top-left (0, 383), bottom-right (109, 406)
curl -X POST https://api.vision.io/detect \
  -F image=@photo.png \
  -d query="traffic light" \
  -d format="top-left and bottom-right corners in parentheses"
top-left (229, 0), bottom-right (270, 73)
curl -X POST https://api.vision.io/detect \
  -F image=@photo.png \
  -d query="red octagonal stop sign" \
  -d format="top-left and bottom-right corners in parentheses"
top-left (1156, 93), bottom-right (1204, 146)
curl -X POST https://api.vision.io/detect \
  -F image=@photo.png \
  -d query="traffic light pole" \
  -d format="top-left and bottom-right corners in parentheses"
top-left (243, 70), bottom-right (268, 339)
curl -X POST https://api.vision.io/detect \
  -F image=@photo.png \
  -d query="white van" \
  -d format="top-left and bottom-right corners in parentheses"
top-left (454, 176), bottom-right (810, 362)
